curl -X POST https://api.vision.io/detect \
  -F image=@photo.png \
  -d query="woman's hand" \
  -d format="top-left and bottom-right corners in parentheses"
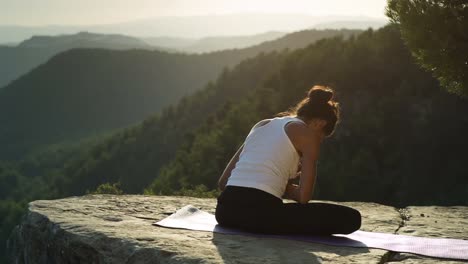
top-left (282, 182), bottom-right (300, 201)
top-left (295, 158), bottom-right (303, 178)
top-left (295, 170), bottom-right (302, 180)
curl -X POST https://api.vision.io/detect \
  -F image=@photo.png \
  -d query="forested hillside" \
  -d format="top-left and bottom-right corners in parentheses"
top-left (0, 29), bottom-right (358, 161)
top-left (57, 50), bottom-right (291, 195)
top-left (0, 134), bottom-right (107, 263)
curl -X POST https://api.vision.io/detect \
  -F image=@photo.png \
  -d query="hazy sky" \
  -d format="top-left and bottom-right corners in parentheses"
top-left (1, 0), bottom-right (388, 26)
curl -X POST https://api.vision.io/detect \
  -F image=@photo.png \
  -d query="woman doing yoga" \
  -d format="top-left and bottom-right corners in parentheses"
top-left (215, 85), bottom-right (361, 235)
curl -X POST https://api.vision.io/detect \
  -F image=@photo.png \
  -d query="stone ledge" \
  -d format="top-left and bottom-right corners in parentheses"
top-left (6, 195), bottom-right (468, 263)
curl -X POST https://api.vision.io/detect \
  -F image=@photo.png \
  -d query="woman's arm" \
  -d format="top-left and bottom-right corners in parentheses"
top-left (218, 144), bottom-right (244, 191)
top-left (296, 148), bottom-right (319, 204)
top-left (284, 122), bottom-right (324, 204)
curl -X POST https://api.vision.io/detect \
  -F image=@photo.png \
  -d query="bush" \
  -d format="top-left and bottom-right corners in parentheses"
top-left (173, 184), bottom-right (220, 198)
top-left (87, 182), bottom-right (124, 195)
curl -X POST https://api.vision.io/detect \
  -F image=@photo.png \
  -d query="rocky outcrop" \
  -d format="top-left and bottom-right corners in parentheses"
top-left (6, 195), bottom-right (468, 263)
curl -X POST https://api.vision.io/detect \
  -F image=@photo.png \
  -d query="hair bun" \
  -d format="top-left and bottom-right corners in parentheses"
top-left (308, 86), bottom-right (334, 104)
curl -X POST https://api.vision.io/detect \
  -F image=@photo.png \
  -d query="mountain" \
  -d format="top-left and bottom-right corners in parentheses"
top-left (17, 31), bottom-right (152, 49)
top-left (142, 36), bottom-right (198, 50)
top-left (0, 29), bottom-right (361, 160)
top-left (0, 42), bottom-right (18, 47)
top-left (0, 14), bottom-right (388, 43)
top-left (314, 20), bottom-right (388, 29)
top-left (0, 31), bottom-right (288, 90)
top-left (0, 32), bottom-right (163, 88)
top-left (144, 31), bottom-right (288, 53)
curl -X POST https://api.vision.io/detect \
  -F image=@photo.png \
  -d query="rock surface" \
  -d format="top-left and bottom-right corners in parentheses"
top-left (6, 195), bottom-right (468, 263)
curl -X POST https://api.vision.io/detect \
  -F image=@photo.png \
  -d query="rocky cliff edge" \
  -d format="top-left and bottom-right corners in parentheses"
top-left (6, 195), bottom-right (468, 263)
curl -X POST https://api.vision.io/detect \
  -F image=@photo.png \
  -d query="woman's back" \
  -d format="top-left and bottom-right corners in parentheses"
top-left (226, 116), bottom-right (305, 199)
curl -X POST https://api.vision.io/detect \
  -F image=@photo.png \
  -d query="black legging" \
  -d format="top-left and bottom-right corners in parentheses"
top-left (215, 185), bottom-right (362, 235)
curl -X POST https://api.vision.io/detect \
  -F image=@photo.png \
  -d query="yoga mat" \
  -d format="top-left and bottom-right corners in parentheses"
top-left (154, 205), bottom-right (468, 261)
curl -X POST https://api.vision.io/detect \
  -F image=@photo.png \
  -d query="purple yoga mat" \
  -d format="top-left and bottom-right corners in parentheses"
top-left (154, 205), bottom-right (468, 261)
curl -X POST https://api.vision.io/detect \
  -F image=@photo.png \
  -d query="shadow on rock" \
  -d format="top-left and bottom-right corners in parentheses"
top-left (212, 230), bottom-right (370, 263)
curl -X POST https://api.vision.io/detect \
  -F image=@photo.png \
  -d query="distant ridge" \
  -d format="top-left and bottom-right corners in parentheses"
top-left (145, 31), bottom-right (288, 53)
top-left (18, 31), bottom-right (152, 49)
top-left (0, 14), bottom-right (388, 43)
top-left (314, 20), bottom-right (387, 29)
top-left (0, 32), bottom-right (168, 89)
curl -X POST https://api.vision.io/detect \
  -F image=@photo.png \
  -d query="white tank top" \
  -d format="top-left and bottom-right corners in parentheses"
top-left (226, 116), bottom-right (305, 199)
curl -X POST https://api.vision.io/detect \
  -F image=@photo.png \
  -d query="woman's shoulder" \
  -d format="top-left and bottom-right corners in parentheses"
top-left (284, 118), bottom-right (310, 150)
top-left (252, 118), bottom-right (273, 129)
top-left (284, 119), bottom-right (308, 135)
top-left (251, 116), bottom-right (304, 131)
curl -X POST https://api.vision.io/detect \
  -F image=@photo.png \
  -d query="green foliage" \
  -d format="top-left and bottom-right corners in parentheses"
top-left (173, 185), bottom-right (220, 198)
top-left (87, 182), bottom-right (124, 195)
top-left (143, 184), bottom-right (220, 198)
top-left (386, 0), bottom-right (468, 96)
top-left (0, 199), bottom-right (27, 264)
top-left (0, 139), bottom-right (101, 262)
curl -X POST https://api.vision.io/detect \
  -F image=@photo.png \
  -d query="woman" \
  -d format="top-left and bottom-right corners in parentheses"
top-left (215, 85), bottom-right (361, 235)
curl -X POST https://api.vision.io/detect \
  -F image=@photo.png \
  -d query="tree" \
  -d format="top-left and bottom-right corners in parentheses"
top-left (386, 0), bottom-right (468, 96)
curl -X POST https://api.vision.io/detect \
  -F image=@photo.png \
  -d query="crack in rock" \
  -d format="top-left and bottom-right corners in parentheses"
top-left (378, 207), bottom-right (411, 263)
top-left (394, 207), bottom-right (411, 234)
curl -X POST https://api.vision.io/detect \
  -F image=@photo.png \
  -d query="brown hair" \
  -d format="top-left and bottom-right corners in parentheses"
top-left (277, 85), bottom-right (340, 137)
